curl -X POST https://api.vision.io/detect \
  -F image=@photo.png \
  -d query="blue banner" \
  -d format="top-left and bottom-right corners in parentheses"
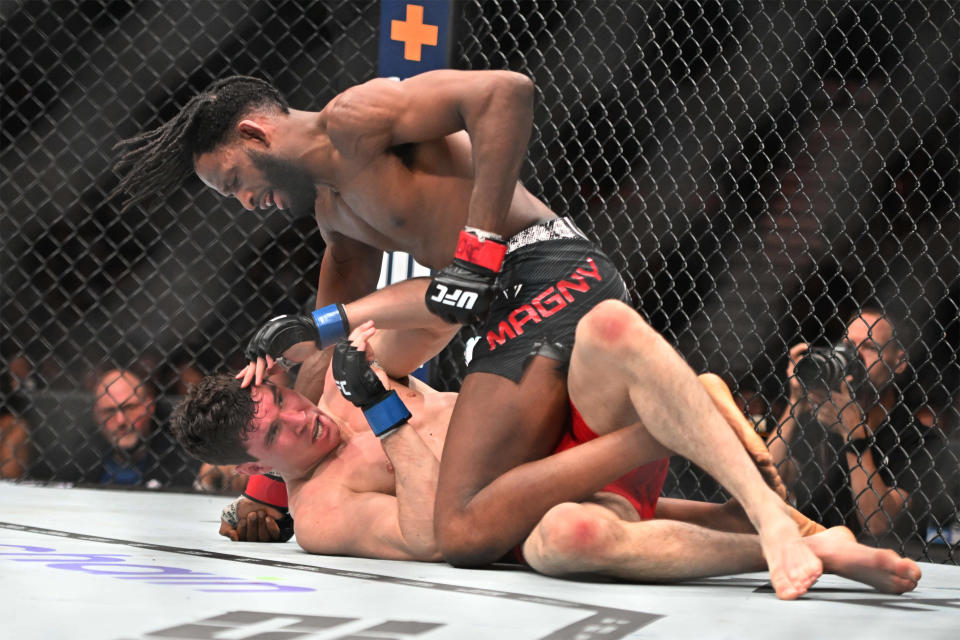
top-left (378, 0), bottom-right (452, 79)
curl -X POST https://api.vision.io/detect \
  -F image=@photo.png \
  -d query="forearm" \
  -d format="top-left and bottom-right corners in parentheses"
top-left (343, 279), bottom-right (459, 376)
top-left (463, 72), bottom-right (534, 231)
top-left (845, 450), bottom-right (907, 536)
top-left (343, 278), bottom-right (448, 331)
top-left (381, 426), bottom-right (441, 558)
top-left (293, 349), bottom-right (331, 405)
top-left (314, 237), bottom-right (382, 308)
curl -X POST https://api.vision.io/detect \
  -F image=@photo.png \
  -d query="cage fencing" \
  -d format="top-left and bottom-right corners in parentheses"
top-left (2, 1), bottom-right (957, 562)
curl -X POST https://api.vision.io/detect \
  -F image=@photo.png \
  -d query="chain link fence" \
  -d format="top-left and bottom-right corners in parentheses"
top-left (2, 1), bottom-right (957, 562)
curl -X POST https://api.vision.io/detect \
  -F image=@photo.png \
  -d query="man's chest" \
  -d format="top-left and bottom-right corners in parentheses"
top-left (320, 145), bottom-right (471, 261)
top-left (327, 437), bottom-right (398, 494)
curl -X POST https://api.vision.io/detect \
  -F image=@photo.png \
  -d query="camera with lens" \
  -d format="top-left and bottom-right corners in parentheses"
top-left (794, 342), bottom-right (867, 392)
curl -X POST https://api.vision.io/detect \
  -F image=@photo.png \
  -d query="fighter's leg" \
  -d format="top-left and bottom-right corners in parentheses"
top-left (434, 357), bottom-right (665, 566)
top-left (566, 299), bottom-right (821, 599)
top-left (434, 358), bottom-right (570, 565)
top-left (523, 500), bottom-right (919, 594)
top-left (523, 499), bottom-right (768, 580)
top-left (690, 375), bottom-right (824, 536)
top-left (805, 527), bottom-right (921, 594)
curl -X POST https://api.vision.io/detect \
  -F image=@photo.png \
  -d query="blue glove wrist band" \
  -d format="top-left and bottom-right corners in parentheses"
top-left (362, 390), bottom-right (412, 437)
top-left (312, 304), bottom-right (348, 346)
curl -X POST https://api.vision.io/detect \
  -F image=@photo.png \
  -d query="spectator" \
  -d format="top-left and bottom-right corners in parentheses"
top-left (89, 369), bottom-right (197, 488)
top-left (1, 359), bottom-right (31, 479)
top-left (768, 307), bottom-right (946, 538)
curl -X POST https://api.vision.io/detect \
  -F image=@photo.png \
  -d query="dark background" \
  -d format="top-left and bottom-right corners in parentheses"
top-left (2, 0), bottom-right (957, 560)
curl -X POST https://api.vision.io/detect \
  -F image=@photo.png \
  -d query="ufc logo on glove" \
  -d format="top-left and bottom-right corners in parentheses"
top-left (428, 284), bottom-right (479, 310)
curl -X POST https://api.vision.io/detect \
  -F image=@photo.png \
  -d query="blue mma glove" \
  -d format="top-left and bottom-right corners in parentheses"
top-left (332, 340), bottom-right (411, 438)
top-left (244, 304), bottom-right (349, 361)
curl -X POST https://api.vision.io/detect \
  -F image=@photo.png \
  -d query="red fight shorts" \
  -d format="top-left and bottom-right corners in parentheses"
top-left (504, 402), bottom-right (670, 565)
top-left (558, 402), bottom-right (670, 520)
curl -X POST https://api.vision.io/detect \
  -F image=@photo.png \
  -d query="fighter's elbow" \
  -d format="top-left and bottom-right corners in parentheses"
top-left (477, 70), bottom-right (533, 109)
top-left (501, 72), bottom-right (534, 107)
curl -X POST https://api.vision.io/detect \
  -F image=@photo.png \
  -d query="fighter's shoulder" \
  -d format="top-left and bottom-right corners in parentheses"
top-left (291, 464), bottom-right (351, 511)
top-left (324, 77), bottom-right (406, 155)
top-left (290, 482), bottom-right (353, 552)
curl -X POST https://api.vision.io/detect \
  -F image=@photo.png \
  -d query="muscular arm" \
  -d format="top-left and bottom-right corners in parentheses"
top-left (294, 423), bottom-right (442, 561)
top-left (344, 278), bottom-right (460, 378)
top-left (328, 69), bottom-right (535, 232)
top-left (314, 232), bottom-right (384, 309)
top-left (295, 232), bottom-right (383, 403)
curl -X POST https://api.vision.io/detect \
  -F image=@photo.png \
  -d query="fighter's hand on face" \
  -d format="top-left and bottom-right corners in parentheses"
top-left (238, 304), bottom-right (349, 388)
top-left (426, 227), bottom-right (507, 324)
top-left (236, 354), bottom-right (277, 389)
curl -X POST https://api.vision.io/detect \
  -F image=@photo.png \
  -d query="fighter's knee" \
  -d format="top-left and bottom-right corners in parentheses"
top-left (577, 300), bottom-right (656, 355)
top-left (528, 503), bottom-right (618, 574)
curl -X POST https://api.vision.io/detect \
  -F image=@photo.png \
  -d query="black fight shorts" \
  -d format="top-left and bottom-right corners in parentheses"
top-left (467, 217), bottom-right (631, 383)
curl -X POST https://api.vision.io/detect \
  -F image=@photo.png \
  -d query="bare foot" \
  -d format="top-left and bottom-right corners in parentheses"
top-left (805, 527), bottom-right (922, 594)
top-left (758, 507), bottom-right (823, 600)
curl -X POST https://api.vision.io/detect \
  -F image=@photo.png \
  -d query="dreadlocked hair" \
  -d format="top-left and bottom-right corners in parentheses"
top-left (111, 75), bottom-right (290, 212)
top-left (171, 373), bottom-right (258, 465)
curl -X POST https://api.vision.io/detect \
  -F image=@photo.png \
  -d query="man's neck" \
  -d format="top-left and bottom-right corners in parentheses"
top-left (286, 109), bottom-right (337, 186)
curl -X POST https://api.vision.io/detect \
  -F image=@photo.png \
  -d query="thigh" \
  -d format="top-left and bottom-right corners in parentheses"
top-left (565, 301), bottom-right (645, 434)
top-left (437, 356), bottom-right (570, 506)
top-left (568, 350), bottom-right (639, 434)
top-left (567, 338), bottom-right (671, 463)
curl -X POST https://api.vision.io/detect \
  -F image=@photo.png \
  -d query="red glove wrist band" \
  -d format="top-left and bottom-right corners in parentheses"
top-left (454, 228), bottom-right (507, 271)
top-left (243, 473), bottom-right (289, 509)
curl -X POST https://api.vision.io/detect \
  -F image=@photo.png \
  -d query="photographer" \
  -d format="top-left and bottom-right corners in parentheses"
top-left (768, 308), bottom-right (943, 539)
